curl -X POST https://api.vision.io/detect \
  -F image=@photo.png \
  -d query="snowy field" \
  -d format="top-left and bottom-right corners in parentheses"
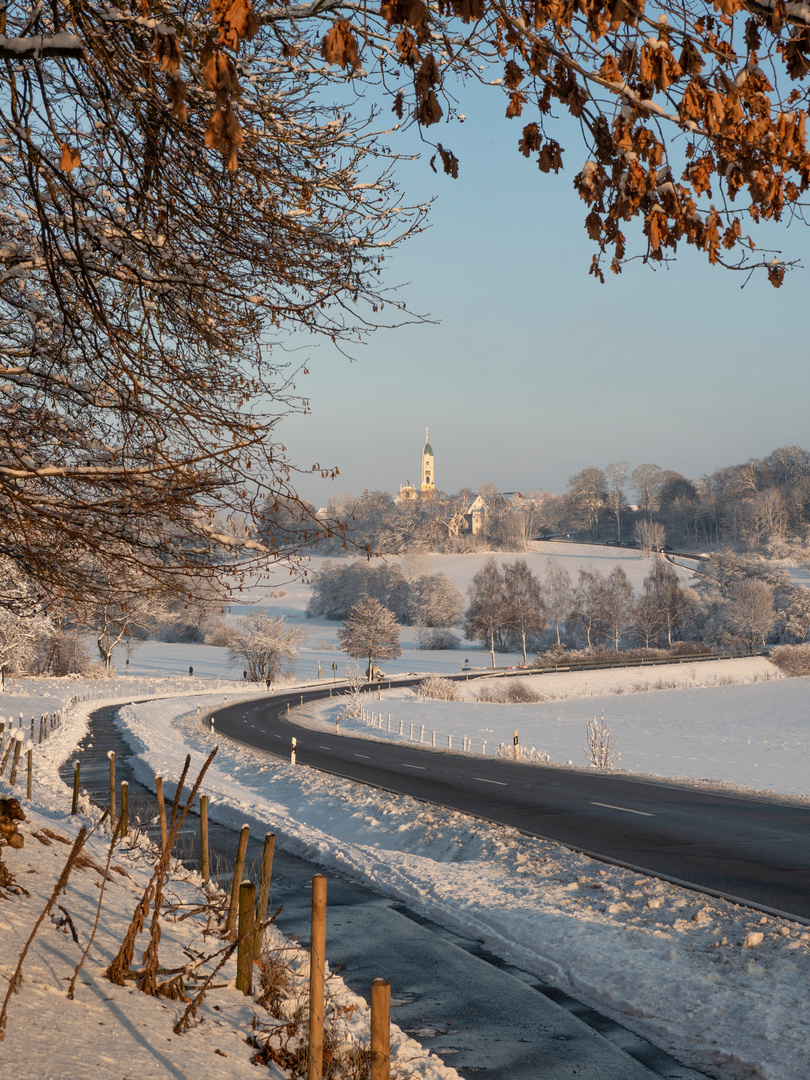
top-left (3, 544), bottom-right (810, 1079)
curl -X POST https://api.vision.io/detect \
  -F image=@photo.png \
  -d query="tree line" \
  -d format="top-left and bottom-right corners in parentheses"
top-left (463, 554), bottom-right (807, 664)
top-left (268, 445), bottom-right (810, 560)
top-left (541, 448), bottom-right (810, 557)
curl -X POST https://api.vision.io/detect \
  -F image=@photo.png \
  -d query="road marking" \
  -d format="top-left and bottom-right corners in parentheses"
top-left (474, 778), bottom-right (507, 786)
top-left (402, 764), bottom-right (426, 770)
top-left (591, 801), bottom-right (654, 817)
top-left (353, 754), bottom-right (370, 759)
top-left (318, 745), bottom-right (331, 750)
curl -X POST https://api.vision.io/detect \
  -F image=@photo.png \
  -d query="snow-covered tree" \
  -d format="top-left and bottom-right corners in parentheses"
top-left (783, 587), bottom-right (810, 643)
top-left (600, 567), bottom-right (636, 652)
top-left (544, 558), bottom-right (574, 646)
top-left (338, 598), bottom-right (402, 678)
top-left (228, 612), bottom-right (308, 683)
top-left (504, 560), bottom-right (546, 663)
top-left (464, 558), bottom-right (511, 668)
top-left (634, 520), bottom-right (667, 559)
top-left (408, 573), bottom-right (465, 630)
top-left (726, 579), bottom-right (777, 653)
top-left (0, 559), bottom-right (52, 678)
top-left (571, 567), bottom-right (609, 649)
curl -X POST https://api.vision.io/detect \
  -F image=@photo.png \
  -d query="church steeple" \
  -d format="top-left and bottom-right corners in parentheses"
top-left (421, 427), bottom-right (435, 496)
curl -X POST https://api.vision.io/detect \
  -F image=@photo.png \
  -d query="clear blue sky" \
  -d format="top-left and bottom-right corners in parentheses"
top-left (276, 83), bottom-right (808, 508)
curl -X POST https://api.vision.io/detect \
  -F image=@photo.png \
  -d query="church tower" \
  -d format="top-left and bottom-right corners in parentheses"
top-left (421, 428), bottom-right (435, 496)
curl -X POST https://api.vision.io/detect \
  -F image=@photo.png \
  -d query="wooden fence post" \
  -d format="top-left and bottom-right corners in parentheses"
top-left (200, 794), bottom-right (210, 883)
top-left (155, 776), bottom-right (168, 852)
top-left (109, 751), bottom-right (116, 826)
top-left (237, 881), bottom-right (256, 996)
top-left (9, 736), bottom-right (23, 786)
top-left (71, 760), bottom-right (81, 815)
top-left (307, 875), bottom-right (327, 1080)
top-left (370, 978), bottom-right (391, 1080)
top-left (26, 742), bottom-right (33, 800)
top-left (120, 780), bottom-right (128, 837)
top-left (225, 824), bottom-right (250, 938)
top-left (254, 832), bottom-right (276, 960)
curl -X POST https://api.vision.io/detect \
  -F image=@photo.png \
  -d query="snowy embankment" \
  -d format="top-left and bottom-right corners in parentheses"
top-left (0, 691), bottom-right (460, 1080)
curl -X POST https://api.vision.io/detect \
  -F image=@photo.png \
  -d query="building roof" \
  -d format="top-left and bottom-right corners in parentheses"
top-left (423, 442), bottom-right (433, 456)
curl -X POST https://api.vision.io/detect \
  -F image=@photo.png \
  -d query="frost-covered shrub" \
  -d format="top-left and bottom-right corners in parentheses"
top-left (505, 680), bottom-right (542, 703)
top-left (769, 645), bottom-right (810, 676)
top-left (495, 743), bottom-right (550, 763)
top-left (478, 679), bottom-right (542, 703)
top-left (204, 620), bottom-right (240, 648)
top-left (420, 676), bottom-right (462, 701)
top-left (418, 629), bottom-right (461, 650)
top-left (477, 682), bottom-right (508, 703)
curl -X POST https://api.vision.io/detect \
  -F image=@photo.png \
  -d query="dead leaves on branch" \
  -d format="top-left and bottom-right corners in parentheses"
top-left (59, 144), bottom-right (81, 172)
top-left (321, 20), bottom-right (362, 71)
top-left (201, 42), bottom-right (244, 171)
top-left (208, 0), bottom-right (259, 51)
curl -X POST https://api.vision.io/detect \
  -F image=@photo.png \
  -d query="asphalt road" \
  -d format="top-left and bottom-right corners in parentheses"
top-left (211, 684), bottom-right (810, 922)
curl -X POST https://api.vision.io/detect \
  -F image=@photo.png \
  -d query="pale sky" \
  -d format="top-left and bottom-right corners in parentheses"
top-left (276, 84), bottom-right (808, 508)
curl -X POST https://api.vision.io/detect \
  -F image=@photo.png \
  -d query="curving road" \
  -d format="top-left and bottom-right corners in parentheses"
top-left (211, 683), bottom-right (810, 922)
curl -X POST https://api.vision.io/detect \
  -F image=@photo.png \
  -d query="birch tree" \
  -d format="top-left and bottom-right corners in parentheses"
top-left (465, 558), bottom-right (511, 667)
top-left (504, 559), bottom-right (546, 662)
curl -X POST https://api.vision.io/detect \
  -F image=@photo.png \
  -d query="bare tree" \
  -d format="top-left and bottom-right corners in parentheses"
top-left (631, 465), bottom-right (664, 521)
top-left (601, 567), bottom-right (636, 652)
top-left (567, 468), bottom-right (607, 538)
top-left (726, 580), bottom-right (776, 653)
top-left (228, 613), bottom-right (308, 683)
top-left (642, 560), bottom-right (692, 647)
top-left (0, 6), bottom-right (425, 607)
top-left (571, 567), bottom-right (608, 649)
top-left (544, 558), bottom-right (574, 646)
top-left (504, 560), bottom-right (546, 663)
top-left (605, 462), bottom-right (628, 544)
top-left (338, 597), bottom-right (402, 678)
top-left (465, 558), bottom-right (511, 668)
top-left (634, 520), bottom-right (667, 559)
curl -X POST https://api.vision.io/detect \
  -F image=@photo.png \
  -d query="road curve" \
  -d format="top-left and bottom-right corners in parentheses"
top-left (211, 685), bottom-right (810, 922)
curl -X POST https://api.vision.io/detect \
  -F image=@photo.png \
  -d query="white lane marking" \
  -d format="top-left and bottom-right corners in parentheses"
top-left (591, 801), bottom-right (654, 817)
top-left (402, 764), bottom-right (426, 770)
top-left (474, 778), bottom-right (507, 786)
top-left (318, 745), bottom-right (331, 750)
top-left (353, 754), bottom-right (370, 759)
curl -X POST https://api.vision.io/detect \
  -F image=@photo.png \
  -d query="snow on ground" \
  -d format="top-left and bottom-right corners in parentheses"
top-left (2, 544), bottom-right (808, 1080)
top-left (2, 651), bottom-right (810, 1078)
top-left (103, 685), bottom-right (810, 1080)
top-left (0, 697), bottom-right (460, 1080)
